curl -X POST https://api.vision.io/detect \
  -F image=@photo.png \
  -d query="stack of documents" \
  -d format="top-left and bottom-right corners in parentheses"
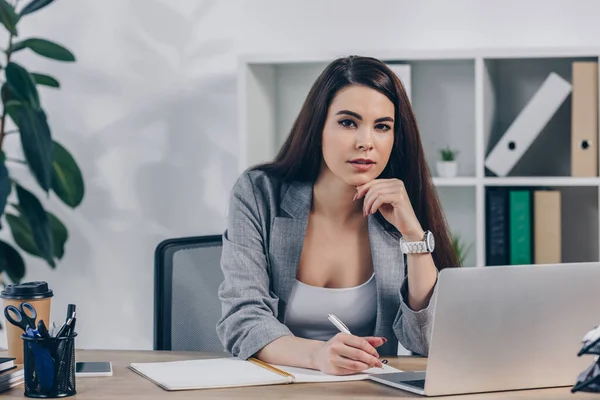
top-left (0, 358), bottom-right (24, 393)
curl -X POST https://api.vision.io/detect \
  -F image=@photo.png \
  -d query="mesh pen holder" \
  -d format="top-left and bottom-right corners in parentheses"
top-left (22, 333), bottom-right (77, 398)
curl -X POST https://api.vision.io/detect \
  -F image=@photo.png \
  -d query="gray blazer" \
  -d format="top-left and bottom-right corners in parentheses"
top-left (216, 169), bottom-right (438, 361)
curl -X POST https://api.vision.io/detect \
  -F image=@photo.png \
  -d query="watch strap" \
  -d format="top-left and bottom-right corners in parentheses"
top-left (400, 232), bottom-right (430, 254)
top-left (401, 239), bottom-right (428, 254)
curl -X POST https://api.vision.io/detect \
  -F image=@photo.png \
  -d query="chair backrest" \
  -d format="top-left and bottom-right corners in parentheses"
top-left (154, 235), bottom-right (225, 352)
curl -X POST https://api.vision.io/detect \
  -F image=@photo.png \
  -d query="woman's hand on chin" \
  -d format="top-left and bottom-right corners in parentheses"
top-left (355, 178), bottom-right (424, 239)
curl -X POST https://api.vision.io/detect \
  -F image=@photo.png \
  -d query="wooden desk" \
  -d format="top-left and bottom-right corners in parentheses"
top-left (1, 349), bottom-right (596, 399)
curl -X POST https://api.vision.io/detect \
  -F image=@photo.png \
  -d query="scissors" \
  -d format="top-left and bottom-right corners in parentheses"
top-left (4, 302), bottom-right (38, 332)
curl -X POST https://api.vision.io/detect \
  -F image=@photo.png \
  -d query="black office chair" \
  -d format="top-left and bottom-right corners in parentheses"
top-left (154, 235), bottom-right (225, 352)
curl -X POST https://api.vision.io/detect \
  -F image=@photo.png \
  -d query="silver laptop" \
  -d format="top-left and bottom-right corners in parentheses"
top-left (369, 262), bottom-right (600, 396)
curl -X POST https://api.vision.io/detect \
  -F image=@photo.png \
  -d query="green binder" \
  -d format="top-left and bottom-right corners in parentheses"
top-left (509, 190), bottom-right (532, 265)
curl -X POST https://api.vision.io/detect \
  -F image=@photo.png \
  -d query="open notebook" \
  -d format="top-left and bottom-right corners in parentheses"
top-left (129, 357), bottom-right (401, 391)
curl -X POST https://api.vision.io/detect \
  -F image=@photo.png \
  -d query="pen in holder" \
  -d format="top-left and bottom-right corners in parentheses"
top-left (22, 332), bottom-right (77, 398)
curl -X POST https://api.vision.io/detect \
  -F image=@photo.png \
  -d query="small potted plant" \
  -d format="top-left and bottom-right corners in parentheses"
top-left (437, 146), bottom-right (459, 178)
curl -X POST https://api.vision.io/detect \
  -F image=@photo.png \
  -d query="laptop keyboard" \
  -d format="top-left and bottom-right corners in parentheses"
top-left (403, 379), bottom-right (426, 389)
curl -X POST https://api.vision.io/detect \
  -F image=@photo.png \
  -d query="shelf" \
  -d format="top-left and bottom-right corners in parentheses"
top-left (436, 186), bottom-right (477, 268)
top-left (433, 177), bottom-right (477, 187)
top-left (483, 177), bottom-right (600, 186)
top-left (239, 47), bottom-right (600, 65)
top-left (484, 186), bottom-right (599, 265)
top-left (405, 59), bottom-right (476, 177)
top-left (238, 47), bottom-right (600, 268)
top-left (482, 56), bottom-right (599, 178)
top-left (432, 177), bottom-right (600, 186)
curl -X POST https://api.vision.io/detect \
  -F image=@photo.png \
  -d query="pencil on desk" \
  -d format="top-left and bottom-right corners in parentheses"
top-left (247, 357), bottom-right (295, 382)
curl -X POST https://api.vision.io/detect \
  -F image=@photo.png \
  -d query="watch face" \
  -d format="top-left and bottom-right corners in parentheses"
top-left (426, 231), bottom-right (435, 251)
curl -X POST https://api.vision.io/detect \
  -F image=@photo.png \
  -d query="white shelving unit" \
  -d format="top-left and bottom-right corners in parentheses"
top-left (238, 48), bottom-right (600, 268)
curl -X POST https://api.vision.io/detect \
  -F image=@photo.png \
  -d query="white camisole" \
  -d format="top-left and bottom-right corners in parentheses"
top-left (283, 274), bottom-right (377, 341)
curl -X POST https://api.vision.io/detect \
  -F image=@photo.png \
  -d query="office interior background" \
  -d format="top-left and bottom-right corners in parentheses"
top-left (0, 0), bottom-right (599, 351)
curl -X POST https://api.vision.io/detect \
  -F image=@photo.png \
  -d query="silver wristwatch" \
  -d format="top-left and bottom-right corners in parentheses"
top-left (399, 231), bottom-right (435, 254)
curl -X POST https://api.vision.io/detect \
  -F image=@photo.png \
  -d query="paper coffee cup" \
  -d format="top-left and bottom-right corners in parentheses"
top-left (1, 281), bottom-right (53, 364)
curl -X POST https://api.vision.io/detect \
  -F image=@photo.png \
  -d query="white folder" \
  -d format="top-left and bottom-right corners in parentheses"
top-left (485, 72), bottom-right (572, 177)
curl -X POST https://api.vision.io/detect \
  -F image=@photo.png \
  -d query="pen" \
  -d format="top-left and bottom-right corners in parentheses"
top-left (327, 314), bottom-right (351, 334)
top-left (56, 317), bottom-right (73, 338)
top-left (327, 314), bottom-right (386, 369)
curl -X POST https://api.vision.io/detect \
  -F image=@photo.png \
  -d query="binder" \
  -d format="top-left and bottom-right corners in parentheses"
top-left (485, 187), bottom-right (509, 266)
top-left (509, 190), bottom-right (532, 265)
top-left (485, 73), bottom-right (572, 177)
top-left (533, 190), bottom-right (562, 264)
top-left (571, 61), bottom-right (598, 177)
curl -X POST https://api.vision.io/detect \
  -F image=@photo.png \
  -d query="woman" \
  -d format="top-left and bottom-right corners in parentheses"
top-left (217, 55), bottom-right (459, 376)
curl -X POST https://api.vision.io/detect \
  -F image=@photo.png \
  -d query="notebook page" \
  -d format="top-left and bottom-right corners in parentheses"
top-left (129, 357), bottom-right (290, 391)
top-left (273, 363), bottom-right (402, 383)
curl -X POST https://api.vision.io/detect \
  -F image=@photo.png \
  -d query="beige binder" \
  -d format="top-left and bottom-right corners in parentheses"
top-left (571, 61), bottom-right (598, 177)
top-left (533, 190), bottom-right (562, 264)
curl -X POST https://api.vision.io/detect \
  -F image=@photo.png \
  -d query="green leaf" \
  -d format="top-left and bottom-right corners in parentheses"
top-left (15, 184), bottom-right (54, 267)
top-left (11, 38), bottom-right (75, 62)
top-left (19, 0), bottom-right (56, 16)
top-left (47, 211), bottom-right (67, 259)
top-left (31, 72), bottom-right (59, 88)
top-left (4, 100), bottom-right (22, 112)
top-left (5, 213), bottom-right (41, 257)
top-left (0, 0), bottom-right (18, 36)
top-left (5, 62), bottom-right (40, 110)
top-left (0, 160), bottom-right (10, 217)
top-left (1, 83), bottom-right (13, 103)
top-left (0, 240), bottom-right (25, 283)
top-left (51, 140), bottom-right (84, 207)
top-left (6, 208), bottom-right (66, 261)
top-left (8, 103), bottom-right (53, 192)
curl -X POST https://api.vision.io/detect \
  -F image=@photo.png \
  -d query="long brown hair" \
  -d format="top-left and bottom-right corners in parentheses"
top-left (253, 55), bottom-right (460, 269)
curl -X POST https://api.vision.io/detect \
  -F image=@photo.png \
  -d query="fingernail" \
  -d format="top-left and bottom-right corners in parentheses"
top-left (382, 338), bottom-right (387, 343)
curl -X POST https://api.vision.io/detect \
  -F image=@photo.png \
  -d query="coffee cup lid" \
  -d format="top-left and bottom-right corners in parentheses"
top-left (0, 281), bottom-right (53, 300)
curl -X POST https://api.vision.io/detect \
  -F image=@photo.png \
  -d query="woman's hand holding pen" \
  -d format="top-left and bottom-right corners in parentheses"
top-left (309, 333), bottom-right (386, 375)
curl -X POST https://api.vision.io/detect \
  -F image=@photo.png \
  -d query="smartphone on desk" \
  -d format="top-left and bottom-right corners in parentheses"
top-left (76, 361), bottom-right (113, 377)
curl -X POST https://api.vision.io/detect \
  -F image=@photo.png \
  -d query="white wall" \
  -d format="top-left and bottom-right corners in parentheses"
top-left (1, 0), bottom-right (599, 350)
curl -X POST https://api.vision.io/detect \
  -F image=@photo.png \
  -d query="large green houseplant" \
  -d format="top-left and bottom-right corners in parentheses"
top-left (0, 0), bottom-right (84, 285)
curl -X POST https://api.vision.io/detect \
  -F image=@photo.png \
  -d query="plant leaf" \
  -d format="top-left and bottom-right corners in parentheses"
top-left (5, 213), bottom-right (41, 257)
top-left (0, 0), bottom-right (18, 35)
top-left (31, 72), bottom-right (59, 88)
top-left (11, 38), bottom-right (75, 62)
top-left (19, 0), bottom-right (56, 16)
top-left (1, 83), bottom-right (14, 103)
top-left (51, 140), bottom-right (84, 207)
top-left (0, 160), bottom-right (10, 218)
top-left (15, 184), bottom-right (54, 267)
top-left (8, 103), bottom-right (53, 192)
top-left (47, 211), bottom-right (67, 259)
top-left (6, 209), bottom-right (66, 261)
top-left (0, 240), bottom-right (25, 283)
top-left (5, 62), bottom-right (40, 110)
